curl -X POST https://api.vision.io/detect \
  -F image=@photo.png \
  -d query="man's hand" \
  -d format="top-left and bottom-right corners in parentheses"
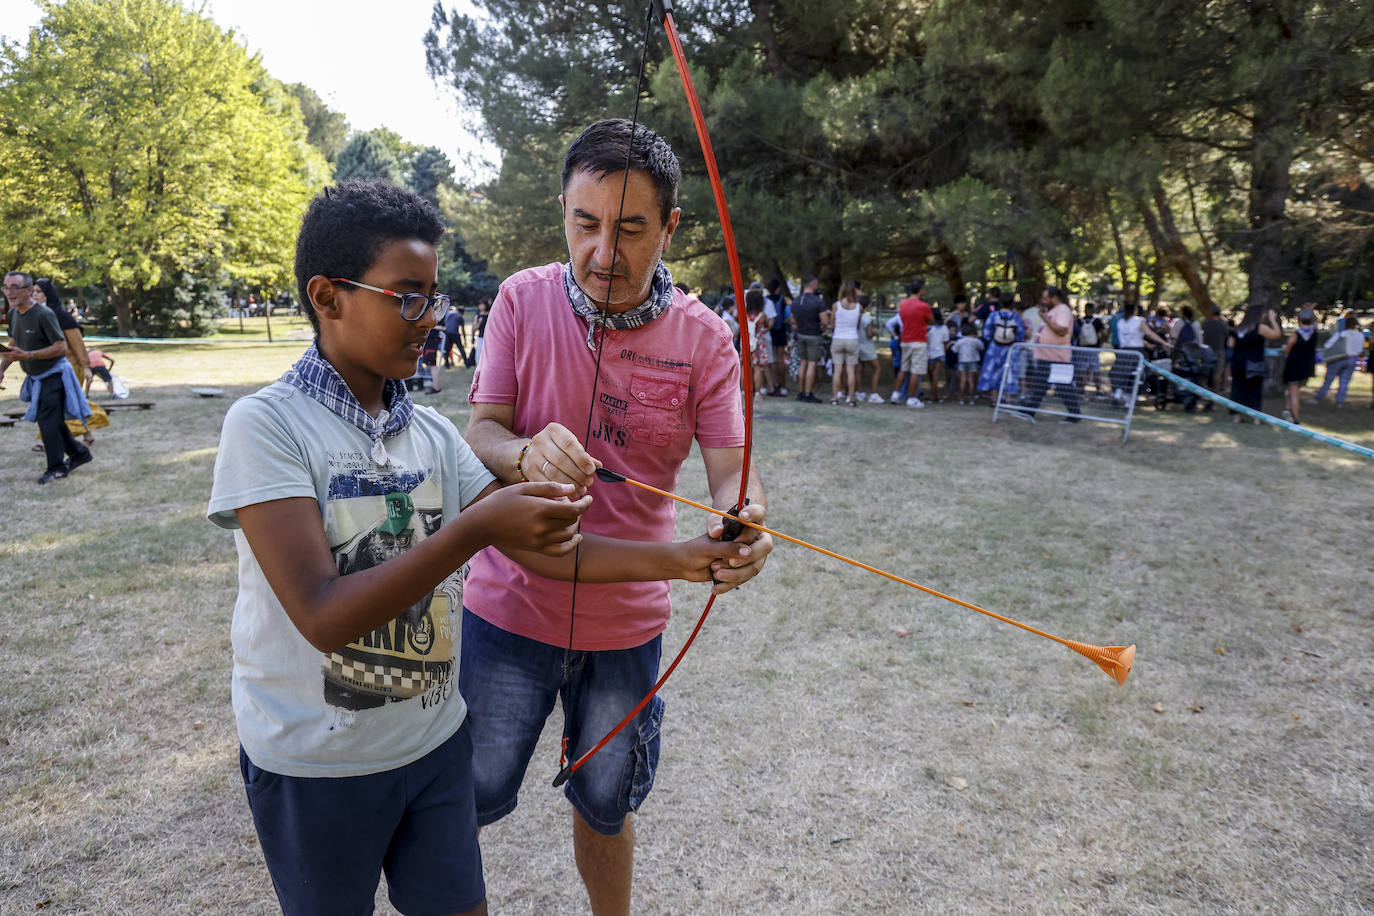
top-left (522, 422), bottom-right (600, 493)
top-left (703, 502), bottom-right (772, 595)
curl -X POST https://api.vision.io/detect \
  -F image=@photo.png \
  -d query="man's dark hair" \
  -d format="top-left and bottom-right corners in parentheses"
top-left (294, 179), bottom-right (445, 335)
top-left (907, 276), bottom-right (925, 295)
top-left (988, 286), bottom-right (1001, 298)
top-left (5, 270), bottom-right (33, 286)
top-left (1045, 285), bottom-right (1063, 302)
top-left (802, 275), bottom-right (818, 289)
top-left (562, 119), bottom-right (681, 226)
top-left (765, 277), bottom-right (781, 295)
top-left (953, 292), bottom-right (969, 305)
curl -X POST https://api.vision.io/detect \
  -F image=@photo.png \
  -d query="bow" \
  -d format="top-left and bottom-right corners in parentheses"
top-left (554, 0), bottom-right (756, 787)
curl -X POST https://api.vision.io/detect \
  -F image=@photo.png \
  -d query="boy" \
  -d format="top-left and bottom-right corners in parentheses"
top-left (208, 180), bottom-right (735, 915)
top-left (951, 320), bottom-right (984, 404)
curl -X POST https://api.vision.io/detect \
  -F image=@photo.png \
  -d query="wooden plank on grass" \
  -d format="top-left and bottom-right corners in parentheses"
top-left (102, 401), bottom-right (155, 411)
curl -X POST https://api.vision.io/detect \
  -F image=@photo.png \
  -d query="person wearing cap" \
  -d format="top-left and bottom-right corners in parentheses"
top-left (1280, 307), bottom-right (1319, 423)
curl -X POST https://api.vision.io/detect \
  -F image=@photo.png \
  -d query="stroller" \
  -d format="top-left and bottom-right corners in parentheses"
top-left (1155, 341), bottom-right (1216, 412)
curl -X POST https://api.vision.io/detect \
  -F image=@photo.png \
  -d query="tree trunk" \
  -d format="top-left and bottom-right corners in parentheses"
top-left (109, 284), bottom-right (135, 337)
top-left (1246, 115), bottom-right (1295, 313)
top-left (1012, 246), bottom-right (1044, 308)
top-left (1137, 187), bottom-right (1215, 314)
top-left (748, 0), bottom-right (785, 80)
top-left (935, 244), bottom-right (965, 298)
top-left (1103, 193), bottom-right (1136, 305)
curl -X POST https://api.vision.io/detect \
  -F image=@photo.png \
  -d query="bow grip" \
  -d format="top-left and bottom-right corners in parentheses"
top-left (720, 498), bottom-right (749, 543)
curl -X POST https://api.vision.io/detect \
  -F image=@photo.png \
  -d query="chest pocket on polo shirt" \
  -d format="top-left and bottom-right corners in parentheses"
top-left (625, 372), bottom-right (688, 448)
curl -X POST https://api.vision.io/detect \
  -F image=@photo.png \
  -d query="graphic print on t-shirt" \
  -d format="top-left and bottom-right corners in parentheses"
top-left (320, 457), bottom-right (462, 712)
top-left (590, 348), bottom-right (693, 452)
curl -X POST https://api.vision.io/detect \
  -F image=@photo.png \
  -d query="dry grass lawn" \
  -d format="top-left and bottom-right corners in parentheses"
top-left (1, 342), bottom-right (1371, 914)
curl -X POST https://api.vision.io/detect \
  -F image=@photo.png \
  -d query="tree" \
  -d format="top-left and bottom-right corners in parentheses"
top-left (288, 82), bottom-right (350, 166)
top-left (335, 130), bottom-right (406, 184)
top-left (409, 145), bottom-right (455, 207)
top-left (0, 0), bottom-right (328, 336)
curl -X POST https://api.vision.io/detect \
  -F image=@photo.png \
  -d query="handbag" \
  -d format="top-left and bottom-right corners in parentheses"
top-left (1244, 358), bottom-right (1266, 380)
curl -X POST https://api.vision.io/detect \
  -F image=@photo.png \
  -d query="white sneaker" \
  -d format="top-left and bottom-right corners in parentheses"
top-left (868, 392), bottom-right (885, 403)
top-left (906, 397), bottom-right (924, 408)
top-left (779, 387), bottom-right (788, 396)
top-left (889, 392), bottom-right (903, 404)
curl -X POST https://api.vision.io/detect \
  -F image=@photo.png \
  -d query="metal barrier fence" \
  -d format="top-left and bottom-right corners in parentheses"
top-left (992, 343), bottom-right (1145, 443)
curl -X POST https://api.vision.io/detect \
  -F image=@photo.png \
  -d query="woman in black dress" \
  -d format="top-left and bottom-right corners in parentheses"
top-left (1229, 302), bottom-right (1282, 422)
top-left (1281, 307), bottom-right (1318, 424)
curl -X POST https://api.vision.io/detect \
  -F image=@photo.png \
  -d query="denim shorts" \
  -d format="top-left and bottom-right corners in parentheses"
top-left (240, 720), bottom-right (484, 916)
top-left (459, 608), bottom-right (664, 837)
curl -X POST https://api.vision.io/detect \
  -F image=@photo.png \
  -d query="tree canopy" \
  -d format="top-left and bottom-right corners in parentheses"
top-left (427, 0), bottom-right (1374, 311)
top-left (0, 0), bottom-right (330, 335)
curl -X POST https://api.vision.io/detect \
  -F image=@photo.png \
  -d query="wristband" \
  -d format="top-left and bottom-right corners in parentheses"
top-left (515, 441), bottom-right (532, 482)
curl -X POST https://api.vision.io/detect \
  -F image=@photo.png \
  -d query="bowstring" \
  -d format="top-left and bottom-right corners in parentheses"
top-left (559, 3), bottom-right (657, 771)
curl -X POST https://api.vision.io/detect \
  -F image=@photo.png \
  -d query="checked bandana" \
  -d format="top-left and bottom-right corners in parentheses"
top-left (563, 260), bottom-right (675, 351)
top-left (280, 342), bottom-right (414, 466)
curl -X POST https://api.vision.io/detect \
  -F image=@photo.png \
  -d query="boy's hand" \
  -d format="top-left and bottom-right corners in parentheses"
top-left (703, 502), bottom-right (772, 595)
top-left (477, 481), bottom-right (591, 556)
top-left (523, 422), bottom-right (600, 494)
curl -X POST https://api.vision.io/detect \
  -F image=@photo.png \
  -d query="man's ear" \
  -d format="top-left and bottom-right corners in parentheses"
top-left (306, 275), bottom-right (340, 322)
top-left (661, 206), bottom-right (683, 251)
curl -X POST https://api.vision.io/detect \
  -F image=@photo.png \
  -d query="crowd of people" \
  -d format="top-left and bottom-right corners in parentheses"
top-left (711, 278), bottom-right (1373, 423)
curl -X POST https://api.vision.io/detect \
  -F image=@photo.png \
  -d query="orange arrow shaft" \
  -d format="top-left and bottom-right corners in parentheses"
top-left (616, 475), bottom-right (1077, 650)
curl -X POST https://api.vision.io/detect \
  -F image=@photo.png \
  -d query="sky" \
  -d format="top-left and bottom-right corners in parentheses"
top-left (0, 0), bottom-right (498, 181)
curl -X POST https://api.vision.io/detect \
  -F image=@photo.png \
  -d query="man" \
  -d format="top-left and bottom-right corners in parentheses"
top-left (789, 275), bottom-right (829, 402)
top-left (2, 271), bottom-right (94, 483)
top-left (889, 277), bottom-right (933, 407)
top-left (1201, 305), bottom-right (1229, 391)
top-left (443, 302), bottom-right (468, 367)
top-left (975, 286), bottom-right (1001, 324)
top-left (1016, 285), bottom-right (1083, 422)
top-left (463, 119), bottom-right (772, 915)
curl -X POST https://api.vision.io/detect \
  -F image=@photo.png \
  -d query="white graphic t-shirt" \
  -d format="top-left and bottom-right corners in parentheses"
top-left (208, 381), bottom-right (494, 777)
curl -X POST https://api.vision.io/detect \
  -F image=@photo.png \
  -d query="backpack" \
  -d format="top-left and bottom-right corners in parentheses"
top-left (1078, 317), bottom-right (1099, 347)
top-left (991, 312), bottom-right (1018, 346)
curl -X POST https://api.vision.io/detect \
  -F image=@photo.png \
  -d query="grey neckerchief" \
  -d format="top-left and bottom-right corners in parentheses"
top-left (562, 261), bottom-right (675, 350)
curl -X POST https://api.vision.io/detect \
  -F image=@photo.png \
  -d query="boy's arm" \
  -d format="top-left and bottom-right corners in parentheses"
top-left (236, 480), bottom-right (588, 653)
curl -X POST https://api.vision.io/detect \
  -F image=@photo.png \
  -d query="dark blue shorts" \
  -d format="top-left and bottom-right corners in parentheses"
top-left (459, 608), bottom-right (664, 836)
top-left (240, 720), bottom-right (484, 916)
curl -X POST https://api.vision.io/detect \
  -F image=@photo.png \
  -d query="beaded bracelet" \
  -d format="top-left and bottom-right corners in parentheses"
top-left (515, 441), bottom-right (532, 482)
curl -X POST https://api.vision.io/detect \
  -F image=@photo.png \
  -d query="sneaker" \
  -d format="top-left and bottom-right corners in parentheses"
top-left (797, 392), bottom-right (807, 402)
top-left (803, 392), bottom-right (822, 403)
top-left (868, 392), bottom-right (885, 404)
top-left (779, 387), bottom-right (788, 396)
top-left (37, 467), bottom-right (69, 484)
top-left (905, 397), bottom-right (924, 408)
top-left (1281, 409), bottom-right (1293, 421)
top-left (67, 449), bottom-right (94, 472)
top-left (889, 392), bottom-right (903, 404)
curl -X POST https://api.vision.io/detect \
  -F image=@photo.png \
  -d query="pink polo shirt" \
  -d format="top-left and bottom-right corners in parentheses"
top-left (1033, 303), bottom-right (1074, 361)
top-left (466, 262), bottom-right (745, 650)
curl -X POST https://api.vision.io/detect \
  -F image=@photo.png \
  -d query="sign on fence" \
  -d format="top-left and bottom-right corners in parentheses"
top-left (992, 343), bottom-right (1145, 443)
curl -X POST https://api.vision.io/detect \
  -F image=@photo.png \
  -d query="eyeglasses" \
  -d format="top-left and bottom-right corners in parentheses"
top-left (2, 283), bottom-right (32, 292)
top-left (329, 278), bottom-right (450, 322)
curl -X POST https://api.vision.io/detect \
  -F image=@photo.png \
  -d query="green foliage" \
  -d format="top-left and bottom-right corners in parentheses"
top-left (335, 130), bottom-right (405, 184)
top-left (287, 82), bottom-right (350, 165)
top-left (431, 0), bottom-right (1374, 310)
top-left (0, 0), bottom-right (328, 336)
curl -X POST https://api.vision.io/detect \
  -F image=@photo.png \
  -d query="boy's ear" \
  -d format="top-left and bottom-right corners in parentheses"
top-left (306, 275), bottom-right (341, 322)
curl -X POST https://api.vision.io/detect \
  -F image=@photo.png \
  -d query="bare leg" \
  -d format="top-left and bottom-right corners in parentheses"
top-left (574, 809), bottom-right (633, 916)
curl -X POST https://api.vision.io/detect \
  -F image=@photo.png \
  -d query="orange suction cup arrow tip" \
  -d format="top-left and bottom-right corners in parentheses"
top-left (1066, 641), bottom-right (1135, 686)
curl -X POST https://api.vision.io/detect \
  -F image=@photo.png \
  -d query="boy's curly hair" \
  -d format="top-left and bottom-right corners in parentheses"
top-left (294, 179), bottom-right (445, 334)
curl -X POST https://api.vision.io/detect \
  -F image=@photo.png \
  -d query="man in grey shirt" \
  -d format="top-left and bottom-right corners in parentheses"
top-left (789, 275), bottom-right (831, 403)
top-left (2, 271), bottom-right (94, 483)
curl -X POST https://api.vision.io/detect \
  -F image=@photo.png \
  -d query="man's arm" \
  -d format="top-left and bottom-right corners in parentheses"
top-left (466, 402), bottom-right (599, 492)
top-left (699, 445), bottom-right (772, 593)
